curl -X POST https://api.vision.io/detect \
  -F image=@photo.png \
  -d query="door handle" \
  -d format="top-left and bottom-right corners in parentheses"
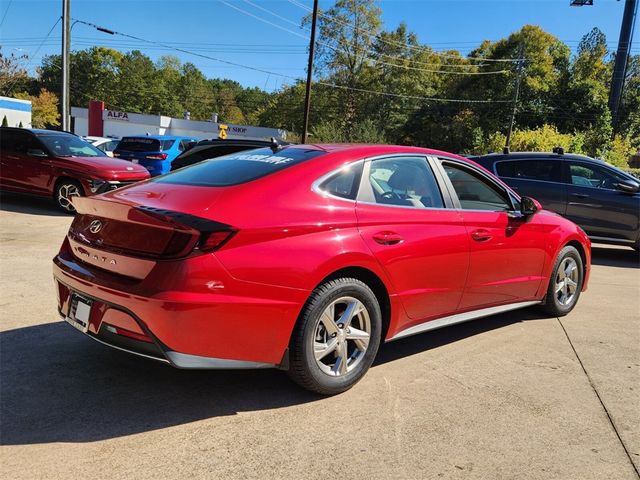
top-left (471, 229), bottom-right (492, 242)
top-left (571, 193), bottom-right (589, 199)
top-left (372, 231), bottom-right (403, 245)
top-left (7, 155), bottom-right (19, 160)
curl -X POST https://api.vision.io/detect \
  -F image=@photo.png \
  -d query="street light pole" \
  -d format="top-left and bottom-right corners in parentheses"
top-left (302, 0), bottom-right (319, 143)
top-left (61, 0), bottom-right (70, 131)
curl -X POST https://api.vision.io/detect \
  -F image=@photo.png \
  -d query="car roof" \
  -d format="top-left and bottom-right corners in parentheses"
top-left (121, 135), bottom-right (197, 140)
top-left (0, 127), bottom-right (76, 136)
top-left (473, 151), bottom-right (601, 163)
top-left (193, 138), bottom-right (281, 146)
top-left (293, 143), bottom-right (470, 160)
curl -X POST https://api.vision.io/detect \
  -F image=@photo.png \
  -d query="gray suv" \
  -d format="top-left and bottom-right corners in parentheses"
top-left (473, 151), bottom-right (640, 250)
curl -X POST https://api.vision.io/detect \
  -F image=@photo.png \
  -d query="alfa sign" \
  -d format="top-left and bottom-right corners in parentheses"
top-left (106, 110), bottom-right (129, 121)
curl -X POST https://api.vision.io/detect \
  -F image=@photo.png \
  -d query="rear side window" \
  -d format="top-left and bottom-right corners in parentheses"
top-left (0, 130), bottom-right (41, 153)
top-left (156, 147), bottom-right (326, 186)
top-left (318, 162), bottom-right (363, 200)
top-left (160, 140), bottom-right (175, 151)
top-left (116, 138), bottom-right (161, 152)
top-left (496, 160), bottom-right (562, 182)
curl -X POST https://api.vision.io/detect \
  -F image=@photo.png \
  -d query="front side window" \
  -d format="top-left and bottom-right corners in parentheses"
top-left (568, 162), bottom-right (628, 190)
top-left (443, 163), bottom-right (512, 211)
top-left (496, 159), bottom-right (562, 182)
top-left (365, 157), bottom-right (444, 208)
top-left (37, 134), bottom-right (105, 157)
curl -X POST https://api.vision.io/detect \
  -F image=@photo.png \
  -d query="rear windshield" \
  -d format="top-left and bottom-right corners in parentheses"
top-left (115, 137), bottom-right (170, 152)
top-left (155, 147), bottom-right (326, 186)
top-left (174, 144), bottom-right (265, 166)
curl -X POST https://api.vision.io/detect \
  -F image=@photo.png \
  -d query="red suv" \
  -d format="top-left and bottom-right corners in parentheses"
top-left (0, 128), bottom-right (150, 212)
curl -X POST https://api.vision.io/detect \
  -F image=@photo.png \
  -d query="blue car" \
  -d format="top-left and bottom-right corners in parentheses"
top-left (113, 135), bottom-right (198, 176)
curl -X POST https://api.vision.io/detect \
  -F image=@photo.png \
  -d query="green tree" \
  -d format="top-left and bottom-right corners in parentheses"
top-left (2, 115), bottom-right (8, 127)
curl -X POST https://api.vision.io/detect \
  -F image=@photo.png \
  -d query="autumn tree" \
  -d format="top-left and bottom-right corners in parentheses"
top-left (14, 88), bottom-right (60, 128)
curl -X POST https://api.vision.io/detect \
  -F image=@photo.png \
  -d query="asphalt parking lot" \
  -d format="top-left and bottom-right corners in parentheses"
top-left (1, 192), bottom-right (638, 480)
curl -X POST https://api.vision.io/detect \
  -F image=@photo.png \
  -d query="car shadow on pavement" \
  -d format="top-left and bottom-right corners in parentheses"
top-left (590, 246), bottom-right (639, 269)
top-left (0, 192), bottom-right (69, 217)
top-left (1, 308), bottom-right (548, 446)
top-left (375, 307), bottom-right (545, 366)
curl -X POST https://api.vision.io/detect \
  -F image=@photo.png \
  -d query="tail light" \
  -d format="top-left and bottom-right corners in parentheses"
top-left (197, 230), bottom-right (236, 252)
top-left (146, 153), bottom-right (168, 160)
top-left (135, 206), bottom-right (236, 255)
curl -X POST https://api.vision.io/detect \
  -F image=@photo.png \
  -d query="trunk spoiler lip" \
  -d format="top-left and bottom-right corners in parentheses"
top-left (135, 206), bottom-right (233, 233)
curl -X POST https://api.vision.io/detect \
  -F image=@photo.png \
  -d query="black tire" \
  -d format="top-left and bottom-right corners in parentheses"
top-left (54, 179), bottom-right (84, 214)
top-left (287, 278), bottom-right (382, 395)
top-left (541, 245), bottom-right (584, 317)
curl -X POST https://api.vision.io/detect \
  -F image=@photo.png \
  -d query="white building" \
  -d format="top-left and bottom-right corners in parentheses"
top-left (71, 105), bottom-right (287, 141)
top-left (0, 96), bottom-right (32, 128)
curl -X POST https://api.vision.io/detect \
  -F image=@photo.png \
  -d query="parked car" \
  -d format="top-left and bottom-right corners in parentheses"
top-left (83, 136), bottom-right (120, 157)
top-left (53, 144), bottom-right (590, 394)
top-left (113, 135), bottom-right (198, 176)
top-left (473, 151), bottom-right (640, 250)
top-left (170, 138), bottom-right (286, 171)
top-left (0, 127), bottom-right (150, 213)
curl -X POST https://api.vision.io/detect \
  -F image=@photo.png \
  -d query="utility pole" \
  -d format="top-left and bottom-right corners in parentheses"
top-left (61, 0), bottom-right (70, 132)
top-left (302, 0), bottom-right (319, 143)
top-left (505, 44), bottom-right (525, 152)
top-left (609, 0), bottom-right (638, 133)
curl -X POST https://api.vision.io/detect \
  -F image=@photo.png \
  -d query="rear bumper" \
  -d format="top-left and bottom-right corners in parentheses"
top-left (53, 249), bottom-right (309, 368)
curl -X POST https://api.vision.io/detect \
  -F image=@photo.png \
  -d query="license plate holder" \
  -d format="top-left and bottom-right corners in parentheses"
top-left (66, 294), bottom-right (93, 333)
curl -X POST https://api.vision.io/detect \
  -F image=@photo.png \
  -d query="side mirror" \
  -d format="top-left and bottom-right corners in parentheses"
top-left (27, 148), bottom-right (48, 158)
top-left (520, 196), bottom-right (540, 216)
top-left (615, 180), bottom-right (640, 194)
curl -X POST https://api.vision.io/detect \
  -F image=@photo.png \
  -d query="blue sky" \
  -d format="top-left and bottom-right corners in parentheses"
top-left (1, 0), bottom-right (637, 92)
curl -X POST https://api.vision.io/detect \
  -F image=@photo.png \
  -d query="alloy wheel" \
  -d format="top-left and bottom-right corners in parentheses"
top-left (57, 183), bottom-right (81, 212)
top-left (313, 296), bottom-right (371, 376)
top-left (554, 257), bottom-right (579, 306)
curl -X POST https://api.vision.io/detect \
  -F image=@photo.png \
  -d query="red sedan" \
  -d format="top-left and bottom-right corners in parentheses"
top-left (0, 128), bottom-right (150, 212)
top-left (53, 144), bottom-right (591, 394)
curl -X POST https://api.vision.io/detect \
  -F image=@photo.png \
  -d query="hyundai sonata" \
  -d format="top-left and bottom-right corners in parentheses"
top-left (53, 144), bottom-right (591, 394)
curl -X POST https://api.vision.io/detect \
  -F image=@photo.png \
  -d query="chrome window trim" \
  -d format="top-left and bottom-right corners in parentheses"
top-left (311, 159), bottom-right (364, 204)
top-left (354, 153), bottom-right (449, 210)
top-left (434, 156), bottom-right (518, 212)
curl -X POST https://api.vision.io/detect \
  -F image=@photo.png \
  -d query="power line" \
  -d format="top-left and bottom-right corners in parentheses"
top-left (0, 0), bottom-right (13, 28)
top-left (220, 0), bottom-right (511, 75)
top-left (4, 16), bottom-right (61, 95)
top-left (285, 0), bottom-right (523, 63)
top-left (70, 17), bottom-right (510, 104)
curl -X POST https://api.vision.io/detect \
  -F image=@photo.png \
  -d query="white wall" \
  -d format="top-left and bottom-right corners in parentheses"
top-left (70, 107), bottom-right (286, 141)
top-left (0, 96), bottom-right (32, 128)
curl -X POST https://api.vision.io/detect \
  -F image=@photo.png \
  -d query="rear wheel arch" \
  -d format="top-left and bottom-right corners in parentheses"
top-left (315, 266), bottom-right (391, 342)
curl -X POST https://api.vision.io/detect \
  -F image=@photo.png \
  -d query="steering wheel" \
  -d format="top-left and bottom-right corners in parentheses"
top-left (381, 191), bottom-right (402, 200)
